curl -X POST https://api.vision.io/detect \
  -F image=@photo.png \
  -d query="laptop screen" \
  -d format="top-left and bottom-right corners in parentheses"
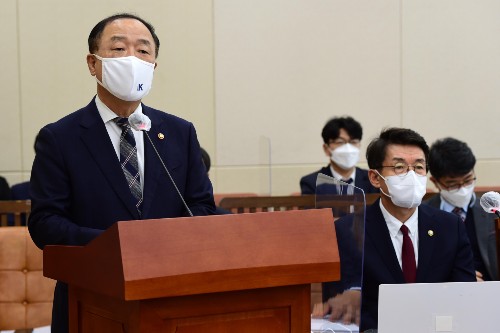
top-left (378, 282), bottom-right (500, 333)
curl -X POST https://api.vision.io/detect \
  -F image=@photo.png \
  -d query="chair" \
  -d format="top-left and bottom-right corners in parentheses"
top-left (0, 226), bottom-right (55, 332)
top-left (0, 200), bottom-right (31, 226)
top-left (475, 186), bottom-right (500, 193)
top-left (213, 192), bottom-right (258, 207)
top-left (218, 195), bottom-right (315, 213)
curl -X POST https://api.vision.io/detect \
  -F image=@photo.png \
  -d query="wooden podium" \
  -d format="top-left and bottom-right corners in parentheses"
top-left (43, 209), bottom-right (340, 333)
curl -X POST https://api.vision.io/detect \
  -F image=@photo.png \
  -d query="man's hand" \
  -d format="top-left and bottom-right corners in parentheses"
top-left (476, 270), bottom-right (484, 282)
top-left (311, 289), bottom-right (361, 326)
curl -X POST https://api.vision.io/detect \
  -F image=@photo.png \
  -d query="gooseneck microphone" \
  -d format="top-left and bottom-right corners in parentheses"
top-left (129, 113), bottom-right (193, 217)
top-left (479, 191), bottom-right (500, 218)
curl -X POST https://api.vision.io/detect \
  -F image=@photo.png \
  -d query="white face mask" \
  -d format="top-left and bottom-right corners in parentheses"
top-left (376, 170), bottom-right (427, 208)
top-left (330, 144), bottom-right (360, 170)
top-left (93, 54), bottom-right (155, 101)
top-left (440, 185), bottom-right (474, 208)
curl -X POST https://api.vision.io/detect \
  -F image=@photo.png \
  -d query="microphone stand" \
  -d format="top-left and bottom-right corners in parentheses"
top-left (144, 132), bottom-right (194, 217)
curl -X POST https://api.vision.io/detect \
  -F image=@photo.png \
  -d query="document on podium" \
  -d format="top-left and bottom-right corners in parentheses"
top-left (311, 318), bottom-right (359, 333)
top-left (2, 327), bottom-right (50, 333)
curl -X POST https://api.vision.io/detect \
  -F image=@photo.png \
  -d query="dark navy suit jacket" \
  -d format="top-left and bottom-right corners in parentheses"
top-left (335, 200), bottom-right (476, 331)
top-left (28, 98), bottom-right (215, 332)
top-left (300, 166), bottom-right (378, 195)
top-left (425, 194), bottom-right (498, 280)
top-left (11, 181), bottom-right (30, 200)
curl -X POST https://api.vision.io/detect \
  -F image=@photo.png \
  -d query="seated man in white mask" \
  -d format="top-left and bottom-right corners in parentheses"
top-left (426, 137), bottom-right (498, 281)
top-left (300, 116), bottom-right (378, 196)
top-left (314, 128), bottom-right (475, 331)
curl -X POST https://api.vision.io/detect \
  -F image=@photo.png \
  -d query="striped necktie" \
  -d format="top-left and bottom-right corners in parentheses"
top-left (114, 117), bottom-right (142, 214)
top-left (452, 207), bottom-right (466, 222)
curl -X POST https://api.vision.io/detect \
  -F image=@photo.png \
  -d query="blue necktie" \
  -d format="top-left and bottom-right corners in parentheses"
top-left (115, 117), bottom-right (142, 214)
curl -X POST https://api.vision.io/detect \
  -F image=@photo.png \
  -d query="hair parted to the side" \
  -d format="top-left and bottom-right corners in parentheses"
top-left (321, 116), bottom-right (363, 143)
top-left (366, 127), bottom-right (429, 170)
top-left (428, 137), bottom-right (475, 179)
top-left (88, 13), bottom-right (160, 57)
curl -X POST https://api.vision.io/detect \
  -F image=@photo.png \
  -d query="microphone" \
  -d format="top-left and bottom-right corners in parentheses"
top-left (479, 191), bottom-right (500, 218)
top-left (128, 113), bottom-right (193, 217)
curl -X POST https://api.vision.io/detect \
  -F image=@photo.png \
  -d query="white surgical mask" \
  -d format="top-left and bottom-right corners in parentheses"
top-left (330, 144), bottom-right (360, 170)
top-left (93, 54), bottom-right (155, 101)
top-left (376, 170), bottom-right (427, 208)
top-left (440, 185), bottom-right (474, 208)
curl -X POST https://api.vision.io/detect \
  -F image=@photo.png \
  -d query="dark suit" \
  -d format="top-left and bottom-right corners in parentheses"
top-left (336, 200), bottom-right (475, 331)
top-left (425, 194), bottom-right (498, 281)
top-left (28, 98), bottom-right (216, 333)
top-left (300, 166), bottom-right (378, 195)
top-left (11, 181), bottom-right (30, 200)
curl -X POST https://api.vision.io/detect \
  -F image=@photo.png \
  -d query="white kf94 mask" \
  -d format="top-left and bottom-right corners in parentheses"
top-left (94, 54), bottom-right (155, 101)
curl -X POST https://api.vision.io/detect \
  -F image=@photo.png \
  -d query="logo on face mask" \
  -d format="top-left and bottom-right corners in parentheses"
top-left (93, 54), bottom-right (155, 101)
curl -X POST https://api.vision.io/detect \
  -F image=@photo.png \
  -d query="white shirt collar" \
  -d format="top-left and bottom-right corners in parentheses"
top-left (330, 166), bottom-right (356, 183)
top-left (379, 199), bottom-right (419, 238)
top-left (94, 95), bottom-right (143, 124)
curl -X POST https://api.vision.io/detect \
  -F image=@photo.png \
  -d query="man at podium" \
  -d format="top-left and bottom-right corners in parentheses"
top-left (28, 13), bottom-right (215, 333)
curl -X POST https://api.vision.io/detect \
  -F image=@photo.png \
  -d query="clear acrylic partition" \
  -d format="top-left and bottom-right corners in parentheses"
top-left (314, 173), bottom-right (366, 331)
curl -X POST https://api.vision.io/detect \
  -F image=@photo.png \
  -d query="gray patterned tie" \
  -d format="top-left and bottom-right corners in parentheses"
top-left (452, 206), bottom-right (466, 222)
top-left (114, 117), bottom-right (142, 213)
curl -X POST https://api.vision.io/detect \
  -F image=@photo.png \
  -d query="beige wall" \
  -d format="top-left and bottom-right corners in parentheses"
top-left (2, 0), bottom-right (500, 196)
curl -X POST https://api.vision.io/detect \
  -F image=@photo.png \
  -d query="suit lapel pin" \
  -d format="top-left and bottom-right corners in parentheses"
top-left (158, 133), bottom-right (165, 140)
top-left (428, 230), bottom-right (434, 236)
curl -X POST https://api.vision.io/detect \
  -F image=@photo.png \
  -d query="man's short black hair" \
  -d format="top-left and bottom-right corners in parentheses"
top-left (88, 13), bottom-right (160, 57)
top-left (428, 137), bottom-right (475, 179)
top-left (321, 116), bottom-right (363, 143)
top-left (366, 127), bottom-right (429, 170)
top-left (200, 147), bottom-right (211, 173)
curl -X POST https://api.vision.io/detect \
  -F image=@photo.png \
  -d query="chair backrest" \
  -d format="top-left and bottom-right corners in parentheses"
top-left (219, 194), bottom-right (386, 214)
top-left (0, 200), bottom-right (31, 226)
top-left (213, 192), bottom-right (258, 207)
top-left (219, 195), bottom-right (316, 214)
top-left (0, 226), bottom-right (55, 330)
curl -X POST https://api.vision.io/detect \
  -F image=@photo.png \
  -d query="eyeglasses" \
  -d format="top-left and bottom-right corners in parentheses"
top-left (380, 162), bottom-right (427, 176)
top-left (437, 177), bottom-right (476, 193)
top-left (328, 139), bottom-right (361, 146)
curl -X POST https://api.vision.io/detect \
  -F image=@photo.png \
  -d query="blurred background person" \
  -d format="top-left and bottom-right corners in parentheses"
top-left (426, 137), bottom-right (498, 281)
top-left (300, 116), bottom-right (378, 195)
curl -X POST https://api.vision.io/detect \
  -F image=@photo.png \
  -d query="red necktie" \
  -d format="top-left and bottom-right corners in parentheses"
top-left (401, 224), bottom-right (416, 283)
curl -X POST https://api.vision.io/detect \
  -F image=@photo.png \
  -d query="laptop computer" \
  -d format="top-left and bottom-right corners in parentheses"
top-left (378, 282), bottom-right (500, 332)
